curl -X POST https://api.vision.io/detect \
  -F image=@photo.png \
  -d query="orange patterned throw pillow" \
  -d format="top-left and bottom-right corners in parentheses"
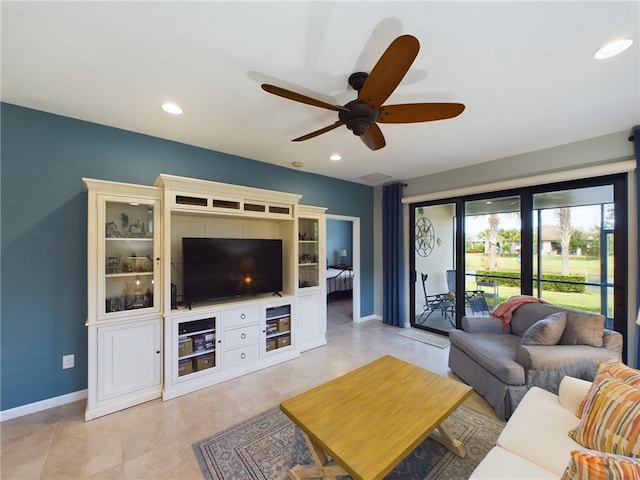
top-left (569, 377), bottom-right (640, 457)
top-left (577, 359), bottom-right (640, 418)
top-left (560, 449), bottom-right (640, 480)
top-left (599, 360), bottom-right (640, 388)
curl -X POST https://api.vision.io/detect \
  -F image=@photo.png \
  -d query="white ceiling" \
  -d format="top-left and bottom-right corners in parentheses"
top-left (2, 1), bottom-right (639, 185)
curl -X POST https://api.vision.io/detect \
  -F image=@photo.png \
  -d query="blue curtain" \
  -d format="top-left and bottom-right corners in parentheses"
top-left (633, 125), bottom-right (640, 368)
top-left (382, 183), bottom-right (406, 326)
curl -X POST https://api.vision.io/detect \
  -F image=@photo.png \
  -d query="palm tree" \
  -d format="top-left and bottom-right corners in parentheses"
top-left (556, 207), bottom-right (572, 275)
top-left (487, 213), bottom-right (500, 270)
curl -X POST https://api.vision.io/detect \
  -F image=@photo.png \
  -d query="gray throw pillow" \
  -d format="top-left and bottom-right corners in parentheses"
top-left (520, 311), bottom-right (567, 346)
top-left (559, 311), bottom-right (605, 347)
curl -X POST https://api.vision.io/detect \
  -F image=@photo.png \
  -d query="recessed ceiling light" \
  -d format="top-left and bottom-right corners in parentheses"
top-left (162, 102), bottom-right (183, 115)
top-left (593, 39), bottom-right (633, 59)
top-left (329, 154), bottom-right (342, 161)
top-left (292, 161), bottom-right (304, 168)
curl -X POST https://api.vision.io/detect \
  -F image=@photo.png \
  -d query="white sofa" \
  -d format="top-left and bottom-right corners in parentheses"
top-left (470, 375), bottom-right (592, 479)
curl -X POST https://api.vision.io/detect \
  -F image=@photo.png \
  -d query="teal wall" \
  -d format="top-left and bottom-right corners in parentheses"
top-left (327, 219), bottom-right (353, 266)
top-left (0, 103), bottom-right (374, 411)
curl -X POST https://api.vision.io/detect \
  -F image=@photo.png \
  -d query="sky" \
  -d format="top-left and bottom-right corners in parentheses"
top-left (466, 205), bottom-right (604, 236)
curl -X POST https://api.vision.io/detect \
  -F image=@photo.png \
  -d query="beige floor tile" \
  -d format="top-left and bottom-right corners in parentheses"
top-left (123, 437), bottom-right (202, 480)
top-left (121, 406), bottom-right (188, 462)
top-left (41, 434), bottom-right (123, 480)
top-left (0, 424), bottom-right (53, 479)
top-left (1, 407), bottom-right (60, 441)
top-left (85, 464), bottom-right (125, 480)
top-left (1, 298), bottom-right (497, 480)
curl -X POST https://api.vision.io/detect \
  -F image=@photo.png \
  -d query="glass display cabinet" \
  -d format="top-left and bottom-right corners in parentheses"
top-left (298, 216), bottom-right (320, 289)
top-left (102, 200), bottom-right (159, 317)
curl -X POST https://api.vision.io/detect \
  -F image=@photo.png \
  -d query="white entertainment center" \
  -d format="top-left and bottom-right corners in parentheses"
top-left (83, 174), bottom-right (327, 420)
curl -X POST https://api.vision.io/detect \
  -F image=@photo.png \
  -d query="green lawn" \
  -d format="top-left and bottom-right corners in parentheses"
top-left (464, 253), bottom-right (607, 313)
top-left (466, 253), bottom-right (607, 277)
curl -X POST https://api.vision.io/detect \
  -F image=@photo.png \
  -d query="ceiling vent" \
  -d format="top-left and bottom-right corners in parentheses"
top-left (359, 172), bottom-right (392, 184)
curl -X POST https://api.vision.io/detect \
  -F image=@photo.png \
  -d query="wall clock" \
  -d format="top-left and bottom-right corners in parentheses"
top-left (415, 217), bottom-right (435, 257)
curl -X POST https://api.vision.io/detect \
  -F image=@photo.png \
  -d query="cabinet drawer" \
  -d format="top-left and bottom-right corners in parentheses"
top-left (224, 325), bottom-right (260, 349)
top-left (223, 344), bottom-right (260, 368)
top-left (224, 306), bottom-right (259, 328)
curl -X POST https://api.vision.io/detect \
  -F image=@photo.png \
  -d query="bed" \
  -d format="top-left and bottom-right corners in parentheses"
top-left (326, 267), bottom-right (354, 294)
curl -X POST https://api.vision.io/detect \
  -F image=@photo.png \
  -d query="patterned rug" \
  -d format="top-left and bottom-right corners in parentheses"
top-left (193, 405), bottom-right (503, 480)
top-left (397, 329), bottom-right (450, 349)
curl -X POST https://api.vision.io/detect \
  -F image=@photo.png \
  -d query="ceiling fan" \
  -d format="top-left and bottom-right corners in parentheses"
top-left (261, 34), bottom-right (465, 151)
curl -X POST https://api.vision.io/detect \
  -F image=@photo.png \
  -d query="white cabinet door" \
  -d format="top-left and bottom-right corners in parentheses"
top-left (296, 294), bottom-right (326, 352)
top-left (97, 319), bottom-right (162, 401)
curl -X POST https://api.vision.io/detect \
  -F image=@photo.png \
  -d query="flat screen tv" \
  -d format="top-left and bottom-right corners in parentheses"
top-left (182, 237), bottom-right (283, 305)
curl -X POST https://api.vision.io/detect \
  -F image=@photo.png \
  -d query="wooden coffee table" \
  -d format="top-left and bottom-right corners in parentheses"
top-left (280, 355), bottom-right (472, 480)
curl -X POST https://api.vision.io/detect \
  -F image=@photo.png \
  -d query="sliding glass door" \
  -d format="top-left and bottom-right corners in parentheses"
top-left (409, 174), bottom-right (627, 343)
top-left (411, 203), bottom-right (457, 332)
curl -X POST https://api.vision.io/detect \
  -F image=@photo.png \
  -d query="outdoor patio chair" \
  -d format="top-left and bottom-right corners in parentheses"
top-left (446, 269), bottom-right (491, 316)
top-left (465, 290), bottom-right (490, 315)
top-left (419, 273), bottom-right (455, 325)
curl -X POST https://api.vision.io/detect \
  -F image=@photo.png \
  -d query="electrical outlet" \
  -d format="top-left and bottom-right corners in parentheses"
top-left (62, 354), bottom-right (75, 369)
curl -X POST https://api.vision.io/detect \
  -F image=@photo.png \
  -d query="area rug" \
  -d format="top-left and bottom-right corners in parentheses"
top-left (193, 405), bottom-right (503, 480)
top-left (397, 328), bottom-right (450, 349)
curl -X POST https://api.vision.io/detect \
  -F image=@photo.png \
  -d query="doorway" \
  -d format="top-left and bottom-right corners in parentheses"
top-left (326, 215), bottom-right (360, 327)
top-left (411, 203), bottom-right (457, 333)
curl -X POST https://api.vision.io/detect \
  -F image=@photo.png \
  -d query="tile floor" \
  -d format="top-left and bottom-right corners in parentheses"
top-left (1, 298), bottom-right (495, 480)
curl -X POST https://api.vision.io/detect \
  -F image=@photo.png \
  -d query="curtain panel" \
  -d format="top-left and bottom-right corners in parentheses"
top-left (382, 183), bottom-right (406, 326)
top-left (633, 125), bottom-right (640, 368)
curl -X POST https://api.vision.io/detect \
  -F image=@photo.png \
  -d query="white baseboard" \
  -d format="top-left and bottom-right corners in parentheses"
top-left (1, 390), bottom-right (88, 422)
top-left (355, 314), bottom-right (381, 323)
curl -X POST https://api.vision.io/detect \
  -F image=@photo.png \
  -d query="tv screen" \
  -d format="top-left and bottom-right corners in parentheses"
top-left (182, 238), bottom-right (283, 304)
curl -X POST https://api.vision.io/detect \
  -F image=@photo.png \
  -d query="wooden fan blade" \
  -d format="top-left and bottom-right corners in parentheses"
top-left (358, 35), bottom-right (419, 109)
top-left (360, 123), bottom-right (386, 150)
top-left (378, 103), bottom-right (465, 123)
top-left (262, 84), bottom-right (348, 112)
top-left (292, 121), bottom-right (344, 142)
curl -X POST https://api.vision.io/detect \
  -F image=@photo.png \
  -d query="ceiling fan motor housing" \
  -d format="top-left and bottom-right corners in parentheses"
top-left (339, 100), bottom-right (380, 136)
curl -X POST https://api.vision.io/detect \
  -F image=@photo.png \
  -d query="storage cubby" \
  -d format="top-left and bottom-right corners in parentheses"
top-left (265, 304), bottom-right (292, 353)
top-left (177, 317), bottom-right (217, 377)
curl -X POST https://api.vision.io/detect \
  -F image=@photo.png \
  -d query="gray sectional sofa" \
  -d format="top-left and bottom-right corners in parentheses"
top-left (448, 302), bottom-right (623, 420)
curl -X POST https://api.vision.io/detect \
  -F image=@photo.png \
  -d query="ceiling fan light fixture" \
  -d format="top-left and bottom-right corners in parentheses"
top-left (593, 38), bottom-right (633, 59)
top-left (329, 154), bottom-right (342, 161)
top-left (161, 102), bottom-right (183, 115)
